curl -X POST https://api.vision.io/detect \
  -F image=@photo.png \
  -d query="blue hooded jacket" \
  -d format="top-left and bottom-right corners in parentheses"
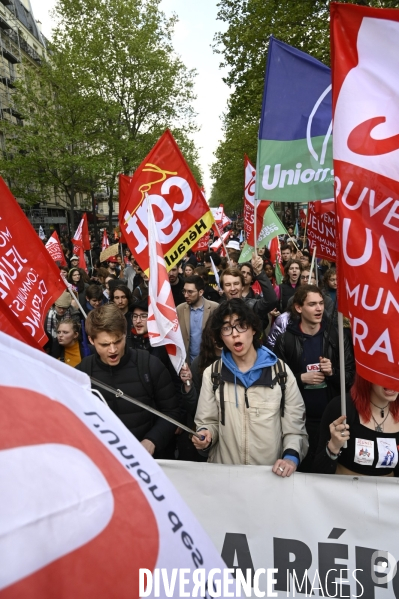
top-left (221, 345), bottom-right (278, 406)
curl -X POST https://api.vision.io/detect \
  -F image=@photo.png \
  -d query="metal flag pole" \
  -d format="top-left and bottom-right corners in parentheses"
top-left (90, 377), bottom-right (203, 439)
top-left (337, 311), bottom-right (347, 448)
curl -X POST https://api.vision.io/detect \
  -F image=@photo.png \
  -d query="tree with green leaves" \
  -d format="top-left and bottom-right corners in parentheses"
top-left (210, 0), bottom-right (399, 212)
top-left (52, 0), bottom-right (201, 229)
top-left (0, 0), bottom-right (202, 232)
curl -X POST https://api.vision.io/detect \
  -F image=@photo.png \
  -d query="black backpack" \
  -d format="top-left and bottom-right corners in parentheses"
top-left (210, 358), bottom-right (288, 426)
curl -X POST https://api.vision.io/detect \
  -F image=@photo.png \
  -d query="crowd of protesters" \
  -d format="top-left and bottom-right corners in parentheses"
top-left (42, 222), bottom-right (399, 477)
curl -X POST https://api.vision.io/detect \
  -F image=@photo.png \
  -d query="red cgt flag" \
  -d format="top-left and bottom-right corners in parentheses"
top-left (0, 177), bottom-right (66, 346)
top-left (331, 2), bottom-right (399, 390)
top-left (120, 130), bottom-right (214, 273)
top-left (191, 231), bottom-right (210, 253)
top-left (244, 156), bottom-right (270, 247)
top-left (45, 231), bottom-right (67, 267)
top-left (72, 213), bottom-right (90, 253)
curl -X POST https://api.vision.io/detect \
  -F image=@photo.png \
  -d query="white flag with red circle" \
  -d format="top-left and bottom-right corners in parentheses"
top-left (147, 199), bottom-right (186, 374)
top-left (0, 331), bottom-right (229, 597)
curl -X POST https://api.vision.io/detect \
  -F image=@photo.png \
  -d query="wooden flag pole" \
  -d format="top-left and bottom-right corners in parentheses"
top-left (338, 311), bottom-right (347, 448)
top-left (303, 209), bottom-right (309, 249)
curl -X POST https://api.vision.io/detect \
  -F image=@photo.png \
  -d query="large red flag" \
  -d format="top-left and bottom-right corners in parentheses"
top-left (120, 130), bottom-right (214, 273)
top-left (331, 2), bottom-right (399, 390)
top-left (72, 213), bottom-right (90, 253)
top-left (0, 178), bottom-right (65, 346)
top-left (45, 231), bottom-right (67, 266)
top-left (243, 156), bottom-right (270, 246)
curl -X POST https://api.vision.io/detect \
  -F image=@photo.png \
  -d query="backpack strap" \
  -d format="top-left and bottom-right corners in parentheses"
top-left (271, 359), bottom-right (288, 417)
top-left (136, 349), bottom-right (155, 404)
top-left (211, 359), bottom-right (225, 426)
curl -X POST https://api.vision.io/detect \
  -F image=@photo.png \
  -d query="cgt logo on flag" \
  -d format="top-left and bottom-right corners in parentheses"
top-left (121, 130), bottom-right (214, 274)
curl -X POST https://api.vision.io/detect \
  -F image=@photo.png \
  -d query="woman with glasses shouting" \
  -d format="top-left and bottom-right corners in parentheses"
top-left (192, 299), bottom-right (308, 475)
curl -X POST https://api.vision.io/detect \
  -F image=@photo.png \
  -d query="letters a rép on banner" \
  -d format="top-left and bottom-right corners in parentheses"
top-left (120, 131), bottom-right (213, 273)
top-left (331, 4), bottom-right (399, 390)
top-left (0, 178), bottom-right (65, 345)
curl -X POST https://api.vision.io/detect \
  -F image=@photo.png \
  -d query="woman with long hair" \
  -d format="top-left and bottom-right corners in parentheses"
top-left (52, 319), bottom-right (83, 367)
top-left (313, 373), bottom-right (399, 476)
top-left (183, 263), bottom-right (195, 278)
top-left (276, 259), bottom-right (302, 313)
top-left (67, 267), bottom-right (89, 307)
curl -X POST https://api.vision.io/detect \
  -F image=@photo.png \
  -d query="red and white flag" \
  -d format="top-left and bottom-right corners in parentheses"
top-left (331, 3), bottom-right (399, 390)
top-left (45, 231), bottom-right (67, 266)
top-left (0, 297), bottom-right (43, 351)
top-left (210, 230), bottom-right (230, 253)
top-left (147, 199), bottom-right (186, 374)
top-left (101, 230), bottom-right (110, 251)
top-left (0, 331), bottom-right (230, 597)
top-left (120, 130), bottom-right (214, 273)
top-left (210, 206), bottom-right (224, 225)
top-left (72, 213), bottom-right (90, 254)
top-left (0, 178), bottom-right (65, 346)
top-left (243, 156), bottom-right (270, 246)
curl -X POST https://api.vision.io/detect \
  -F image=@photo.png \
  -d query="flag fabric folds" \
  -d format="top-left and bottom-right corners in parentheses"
top-left (243, 155), bottom-right (270, 247)
top-left (239, 204), bottom-right (287, 263)
top-left (120, 130), bottom-right (214, 274)
top-left (101, 230), bottom-right (110, 252)
top-left (256, 36), bottom-right (333, 203)
top-left (45, 231), bottom-right (67, 266)
top-left (0, 331), bottom-right (230, 597)
top-left (0, 178), bottom-right (66, 346)
top-left (269, 236), bottom-right (284, 285)
top-left (72, 213), bottom-right (90, 254)
top-left (331, 2), bottom-right (399, 391)
top-left (147, 198), bottom-right (186, 374)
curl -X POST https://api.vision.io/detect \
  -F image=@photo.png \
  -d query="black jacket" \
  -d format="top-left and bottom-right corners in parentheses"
top-left (76, 347), bottom-right (180, 451)
top-left (244, 271), bottom-right (278, 327)
top-left (274, 319), bottom-right (355, 402)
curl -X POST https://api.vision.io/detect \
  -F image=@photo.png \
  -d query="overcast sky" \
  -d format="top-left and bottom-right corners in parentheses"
top-left (29, 0), bottom-right (229, 196)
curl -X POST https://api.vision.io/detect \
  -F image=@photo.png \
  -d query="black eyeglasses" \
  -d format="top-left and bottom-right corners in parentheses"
top-left (221, 323), bottom-right (248, 336)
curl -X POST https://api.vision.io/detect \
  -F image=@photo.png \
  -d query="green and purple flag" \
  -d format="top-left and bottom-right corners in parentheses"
top-left (256, 36), bottom-right (333, 203)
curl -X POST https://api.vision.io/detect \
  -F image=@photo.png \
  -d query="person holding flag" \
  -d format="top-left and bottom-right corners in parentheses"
top-left (76, 303), bottom-right (180, 457)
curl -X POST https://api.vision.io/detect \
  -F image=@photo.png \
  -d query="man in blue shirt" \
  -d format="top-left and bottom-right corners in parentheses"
top-left (176, 275), bottom-right (219, 364)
